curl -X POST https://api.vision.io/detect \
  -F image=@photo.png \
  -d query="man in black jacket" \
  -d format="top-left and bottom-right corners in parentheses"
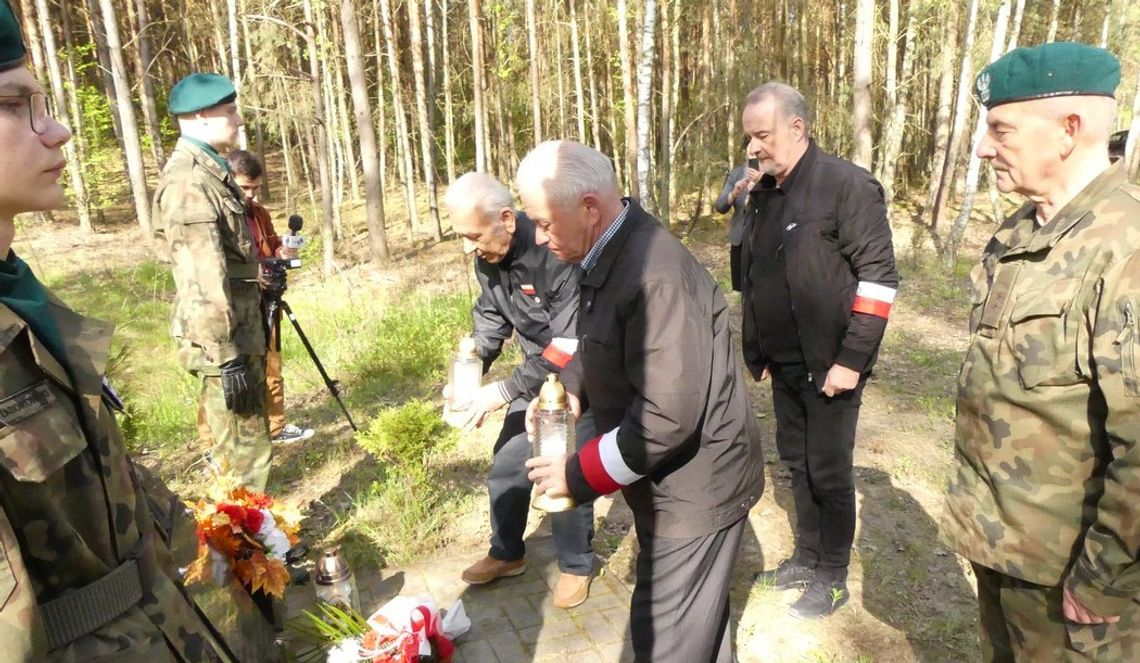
top-left (444, 172), bottom-right (595, 609)
top-left (741, 83), bottom-right (898, 619)
top-left (521, 140), bottom-right (765, 662)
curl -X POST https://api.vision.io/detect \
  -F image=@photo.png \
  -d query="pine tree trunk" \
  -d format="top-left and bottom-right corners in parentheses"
top-left (83, 0), bottom-right (124, 145)
top-left (467, 0), bottom-right (487, 172)
top-left (1124, 62), bottom-right (1140, 180)
top-left (132, 0), bottom-right (166, 166)
top-left (35, 0), bottom-right (91, 231)
top-left (658, 0), bottom-right (673, 226)
top-left (635, 0), bottom-right (657, 213)
top-left (380, 0), bottom-right (422, 235)
top-left (946, 0), bottom-right (1013, 268)
top-left (667, 0), bottom-right (680, 208)
top-left (331, 17), bottom-right (361, 201)
top-left (852, 0), bottom-right (874, 169)
top-left (98, 0), bottom-right (153, 236)
top-left (1046, 0), bottom-right (1061, 42)
top-left (1006, 0), bottom-right (1026, 51)
top-left (617, 0), bottom-right (638, 197)
top-left (226, 0), bottom-right (247, 149)
top-left (931, 0), bottom-right (979, 234)
top-left (302, 0), bottom-right (337, 274)
top-left (18, 0), bottom-right (47, 91)
top-left (408, 0), bottom-right (443, 240)
top-left (340, 0), bottom-right (389, 263)
top-left (583, 1), bottom-right (603, 152)
top-left (372, 0), bottom-right (390, 184)
top-left (525, 0), bottom-right (542, 145)
top-left (921, 1), bottom-right (958, 233)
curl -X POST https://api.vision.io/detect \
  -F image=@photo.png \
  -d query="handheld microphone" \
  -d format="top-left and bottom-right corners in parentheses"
top-left (282, 214), bottom-right (305, 253)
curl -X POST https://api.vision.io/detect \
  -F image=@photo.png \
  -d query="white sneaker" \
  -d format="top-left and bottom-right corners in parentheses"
top-left (273, 423), bottom-right (315, 444)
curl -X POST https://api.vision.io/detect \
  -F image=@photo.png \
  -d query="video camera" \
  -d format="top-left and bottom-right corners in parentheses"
top-left (260, 214), bottom-right (305, 302)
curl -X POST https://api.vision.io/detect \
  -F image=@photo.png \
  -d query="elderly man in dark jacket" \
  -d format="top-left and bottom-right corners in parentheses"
top-left (444, 172), bottom-right (596, 609)
top-left (741, 82), bottom-right (898, 619)
top-left (521, 140), bottom-right (765, 663)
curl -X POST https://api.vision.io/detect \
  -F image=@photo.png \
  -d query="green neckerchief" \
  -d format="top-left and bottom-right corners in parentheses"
top-left (182, 136), bottom-right (231, 172)
top-left (0, 251), bottom-right (68, 369)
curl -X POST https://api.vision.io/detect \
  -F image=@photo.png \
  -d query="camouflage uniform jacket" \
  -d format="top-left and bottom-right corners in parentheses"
top-left (154, 138), bottom-right (265, 370)
top-left (942, 162), bottom-right (1140, 617)
top-left (0, 296), bottom-right (231, 661)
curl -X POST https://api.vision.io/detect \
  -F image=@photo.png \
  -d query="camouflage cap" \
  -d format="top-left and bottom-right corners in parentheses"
top-left (168, 73), bottom-right (237, 116)
top-left (0, 0), bottom-right (26, 72)
top-left (974, 42), bottom-right (1120, 110)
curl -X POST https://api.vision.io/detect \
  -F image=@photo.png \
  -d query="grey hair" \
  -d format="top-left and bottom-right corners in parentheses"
top-left (444, 171), bottom-right (515, 221)
top-left (515, 140), bottom-right (619, 210)
top-left (745, 82), bottom-right (811, 132)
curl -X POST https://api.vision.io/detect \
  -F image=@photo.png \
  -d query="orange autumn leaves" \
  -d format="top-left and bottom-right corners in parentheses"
top-left (185, 483), bottom-right (302, 599)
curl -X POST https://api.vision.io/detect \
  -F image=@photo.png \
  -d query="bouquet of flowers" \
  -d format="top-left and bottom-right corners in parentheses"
top-left (184, 481), bottom-right (302, 599)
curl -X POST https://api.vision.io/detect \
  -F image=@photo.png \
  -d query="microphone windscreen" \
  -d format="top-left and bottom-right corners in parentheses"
top-left (288, 215), bottom-right (304, 232)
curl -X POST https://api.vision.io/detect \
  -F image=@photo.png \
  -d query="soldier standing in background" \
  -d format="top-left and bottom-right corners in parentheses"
top-left (942, 42), bottom-right (1140, 661)
top-left (154, 74), bottom-right (273, 491)
top-left (0, 3), bottom-right (240, 659)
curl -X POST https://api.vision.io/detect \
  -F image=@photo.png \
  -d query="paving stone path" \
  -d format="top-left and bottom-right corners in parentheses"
top-left (287, 534), bottom-right (635, 662)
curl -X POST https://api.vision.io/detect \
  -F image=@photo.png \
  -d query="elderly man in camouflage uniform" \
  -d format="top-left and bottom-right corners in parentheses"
top-left (154, 74), bottom-right (272, 491)
top-left (942, 42), bottom-right (1140, 661)
top-left (0, 4), bottom-right (258, 660)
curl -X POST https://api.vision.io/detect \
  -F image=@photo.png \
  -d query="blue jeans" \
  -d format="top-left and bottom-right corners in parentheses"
top-left (488, 399), bottom-right (595, 575)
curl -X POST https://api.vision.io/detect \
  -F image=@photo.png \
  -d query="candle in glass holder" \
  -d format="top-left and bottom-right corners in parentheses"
top-left (314, 546), bottom-right (360, 612)
top-left (445, 335), bottom-right (483, 428)
top-left (532, 374), bottom-right (577, 513)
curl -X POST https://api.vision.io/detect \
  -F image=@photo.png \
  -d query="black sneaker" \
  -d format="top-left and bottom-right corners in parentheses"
top-left (789, 576), bottom-right (848, 619)
top-left (752, 558), bottom-right (816, 591)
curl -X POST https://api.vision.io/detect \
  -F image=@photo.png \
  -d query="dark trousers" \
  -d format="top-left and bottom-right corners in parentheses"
top-left (488, 399), bottom-right (595, 575)
top-left (729, 244), bottom-right (742, 292)
top-left (630, 516), bottom-right (746, 663)
top-left (770, 362), bottom-right (864, 575)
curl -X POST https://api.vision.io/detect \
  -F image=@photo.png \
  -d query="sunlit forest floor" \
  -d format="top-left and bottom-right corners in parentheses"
top-left (14, 184), bottom-right (999, 662)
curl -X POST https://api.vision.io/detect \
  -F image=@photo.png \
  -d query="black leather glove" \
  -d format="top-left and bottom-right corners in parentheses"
top-left (220, 359), bottom-right (257, 415)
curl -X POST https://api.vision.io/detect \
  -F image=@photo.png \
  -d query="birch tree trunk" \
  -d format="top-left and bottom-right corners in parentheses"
top-left (1006, 0), bottom-right (1026, 51)
top-left (852, 0), bottom-right (874, 170)
top-left (1046, 0), bottom-right (1061, 42)
top-left (658, 0), bottom-right (673, 226)
top-left (583, 2), bottom-right (603, 152)
top-left (617, 0), bottom-right (638, 196)
top-left (83, 0), bottom-right (124, 145)
top-left (302, 0), bottom-right (337, 274)
top-left (878, 0), bottom-right (918, 207)
top-left (1125, 66), bottom-right (1140, 180)
top-left (635, 0), bottom-right (657, 213)
top-left (340, 0), bottom-right (389, 263)
top-left (931, 0), bottom-right (979, 233)
top-left (226, 0), bottom-right (247, 149)
top-left (946, 0), bottom-right (1013, 268)
top-left (35, 0), bottom-right (90, 231)
top-left (569, 0), bottom-right (587, 142)
top-left (525, 0), bottom-right (542, 145)
top-left (98, 0), bottom-right (152, 236)
top-left (441, 0), bottom-right (456, 181)
top-left (408, 0), bottom-right (443, 240)
top-left (468, 0), bottom-right (487, 172)
top-left (380, 0), bottom-right (422, 234)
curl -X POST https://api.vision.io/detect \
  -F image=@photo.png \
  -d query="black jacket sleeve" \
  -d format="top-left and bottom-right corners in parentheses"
top-left (501, 258), bottom-right (581, 401)
top-left (566, 278), bottom-right (710, 501)
top-left (739, 199), bottom-right (768, 380)
top-left (471, 262), bottom-right (514, 373)
top-left (832, 171), bottom-right (899, 372)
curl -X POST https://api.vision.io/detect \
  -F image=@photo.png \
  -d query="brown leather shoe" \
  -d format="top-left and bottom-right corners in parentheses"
top-left (461, 556), bottom-right (526, 585)
top-left (552, 572), bottom-right (591, 609)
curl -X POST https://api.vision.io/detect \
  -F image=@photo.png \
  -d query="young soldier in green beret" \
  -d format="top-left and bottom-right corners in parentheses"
top-left (941, 42), bottom-right (1140, 661)
top-left (0, 2), bottom-right (249, 659)
top-left (153, 73), bottom-right (273, 491)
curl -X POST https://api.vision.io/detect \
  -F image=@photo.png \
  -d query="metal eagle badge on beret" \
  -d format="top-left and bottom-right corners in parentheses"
top-left (975, 71), bottom-right (991, 106)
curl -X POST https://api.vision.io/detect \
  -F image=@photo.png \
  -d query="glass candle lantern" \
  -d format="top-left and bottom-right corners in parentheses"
top-left (314, 546), bottom-right (360, 612)
top-left (532, 374), bottom-right (577, 513)
top-left (445, 335), bottom-right (483, 428)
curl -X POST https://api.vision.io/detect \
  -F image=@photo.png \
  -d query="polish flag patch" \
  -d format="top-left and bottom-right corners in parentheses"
top-left (578, 428), bottom-right (644, 495)
top-left (521, 284), bottom-right (536, 296)
top-left (542, 337), bottom-right (579, 369)
top-left (851, 281), bottom-right (897, 319)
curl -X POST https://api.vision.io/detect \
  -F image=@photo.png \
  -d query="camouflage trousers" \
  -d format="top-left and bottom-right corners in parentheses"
top-left (191, 355), bottom-right (273, 492)
top-left (973, 563), bottom-right (1140, 662)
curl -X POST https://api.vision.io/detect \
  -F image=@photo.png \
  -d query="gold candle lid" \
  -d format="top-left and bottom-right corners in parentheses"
top-left (538, 374), bottom-right (568, 410)
top-left (457, 335), bottom-right (478, 359)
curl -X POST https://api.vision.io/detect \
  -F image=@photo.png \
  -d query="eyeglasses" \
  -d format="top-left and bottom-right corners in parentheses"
top-left (0, 92), bottom-right (52, 135)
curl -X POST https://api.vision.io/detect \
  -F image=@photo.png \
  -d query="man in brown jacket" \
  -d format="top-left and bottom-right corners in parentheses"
top-left (521, 140), bottom-right (765, 663)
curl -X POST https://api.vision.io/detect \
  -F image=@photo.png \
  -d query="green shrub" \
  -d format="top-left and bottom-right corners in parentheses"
top-left (353, 400), bottom-right (455, 473)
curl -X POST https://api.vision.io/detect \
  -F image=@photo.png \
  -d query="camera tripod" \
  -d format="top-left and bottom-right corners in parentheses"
top-left (266, 296), bottom-right (359, 432)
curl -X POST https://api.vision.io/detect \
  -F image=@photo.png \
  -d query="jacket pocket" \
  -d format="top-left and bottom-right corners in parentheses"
top-left (0, 380), bottom-right (88, 483)
top-left (1007, 279), bottom-right (1082, 389)
top-left (1117, 300), bottom-right (1138, 396)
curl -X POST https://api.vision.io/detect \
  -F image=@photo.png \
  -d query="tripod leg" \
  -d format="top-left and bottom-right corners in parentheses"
top-left (277, 300), bottom-right (359, 431)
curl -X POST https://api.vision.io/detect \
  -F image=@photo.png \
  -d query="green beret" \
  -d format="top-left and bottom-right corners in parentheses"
top-left (975, 42), bottom-right (1120, 109)
top-left (0, 0), bottom-right (27, 73)
top-left (168, 73), bottom-right (237, 115)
